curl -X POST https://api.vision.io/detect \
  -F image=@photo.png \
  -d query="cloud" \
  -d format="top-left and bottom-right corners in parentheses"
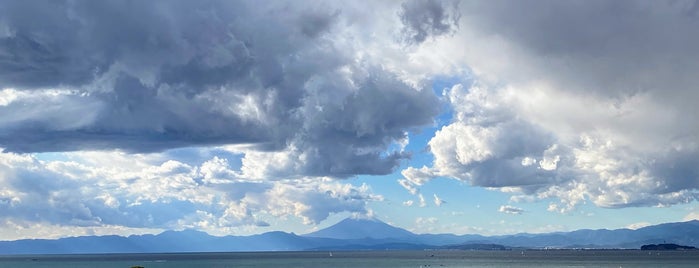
top-left (398, 178), bottom-right (420, 195)
top-left (233, 67), bottom-right (439, 179)
top-left (398, 0), bottom-right (460, 44)
top-left (416, 216), bottom-right (438, 225)
top-left (418, 193), bottom-right (427, 207)
top-left (0, 149), bottom-right (381, 237)
top-left (402, 83), bottom-right (564, 192)
top-left (413, 216), bottom-right (439, 233)
top-left (405, 80), bottom-right (699, 211)
top-left (3, 0), bottom-right (699, 238)
top-left (626, 222), bottom-right (651, 230)
top-left (402, 200), bottom-right (414, 207)
top-left (684, 212), bottom-right (699, 222)
top-left (0, 1), bottom-right (443, 237)
top-left (0, 219), bottom-right (163, 240)
top-left (498, 205), bottom-right (524, 215)
top-left (400, 1), bottom-right (699, 210)
top-left (433, 194), bottom-right (445, 206)
top-left (0, 0), bottom-right (439, 179)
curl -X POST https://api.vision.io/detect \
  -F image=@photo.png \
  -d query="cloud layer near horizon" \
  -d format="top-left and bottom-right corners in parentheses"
top-left (0, 149), bottom-right (381, 234)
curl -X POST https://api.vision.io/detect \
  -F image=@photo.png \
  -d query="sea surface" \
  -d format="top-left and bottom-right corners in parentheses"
top-left (1, 250), bottom-right (698, 268)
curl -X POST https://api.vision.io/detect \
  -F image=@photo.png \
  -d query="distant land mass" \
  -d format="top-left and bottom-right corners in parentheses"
top-left (1, 219), bottom-right (698, 254)
top-left (640, 243), bottom-right (697, 250)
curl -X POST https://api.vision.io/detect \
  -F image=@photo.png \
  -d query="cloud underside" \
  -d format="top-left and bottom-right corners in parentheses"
top-left (401, 0), bottom-right (699, 211)
top-left (0, 0), bottom-right (438, 179)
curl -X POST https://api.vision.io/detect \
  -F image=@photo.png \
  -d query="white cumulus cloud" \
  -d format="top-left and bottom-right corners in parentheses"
top-left (400, 1), bottom-right (699, 211)
top-left (498, 205), bottom-right (524, 215)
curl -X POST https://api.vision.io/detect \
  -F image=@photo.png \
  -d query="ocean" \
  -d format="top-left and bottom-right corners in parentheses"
top-left (1, 250), bottom-right (698, 267)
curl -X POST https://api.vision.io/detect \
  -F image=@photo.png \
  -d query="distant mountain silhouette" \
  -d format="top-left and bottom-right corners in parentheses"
top-left (304, 218), bottom-right (416, 240)
top-left (1, 219), bottom-right (699, 254)
top-left (482, 220), bottom-right (699, 248)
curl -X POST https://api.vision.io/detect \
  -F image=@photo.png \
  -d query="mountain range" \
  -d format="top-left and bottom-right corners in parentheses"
top-left (1, 218), bottom-right (698, 254)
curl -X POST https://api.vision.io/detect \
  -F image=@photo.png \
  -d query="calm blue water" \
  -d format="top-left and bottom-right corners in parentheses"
top-left (1, 250), bottom-right (698, 267)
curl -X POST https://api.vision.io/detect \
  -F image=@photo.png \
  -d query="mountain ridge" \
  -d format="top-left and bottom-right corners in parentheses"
top-left (1, 219), bottom-right (698, 254)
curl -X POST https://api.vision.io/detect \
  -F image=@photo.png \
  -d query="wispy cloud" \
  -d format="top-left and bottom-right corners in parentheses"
top-left (498, 205), bottom-right (524, 215)
top-left (418, 194), bottom-right (427, 208)
top-left (433, 194), bottom-right (446, 207)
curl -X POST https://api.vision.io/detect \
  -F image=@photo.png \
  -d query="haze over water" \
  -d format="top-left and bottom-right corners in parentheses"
top-left (2, 251), bottom-right (699, 268)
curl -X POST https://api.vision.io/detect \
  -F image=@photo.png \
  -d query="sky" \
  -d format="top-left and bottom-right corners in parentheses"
top-left (1, 0), bottom-right (699, 240)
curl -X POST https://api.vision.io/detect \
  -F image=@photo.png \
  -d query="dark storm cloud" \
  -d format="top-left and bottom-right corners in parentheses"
top-left (459, 0), bottom-right (699, 101)
top-left (0, 1), bottom-right (101, 88)
top-left (399, 0), bottom-right (460, 44)
top-left (297, 9), bottom-right (341, 38)
top-left (649, 150), bottom-right (699, 194)
top-left (0, 0), bottom-right (439, 177)
top-left (295, 70), bottom-right (439, 177)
